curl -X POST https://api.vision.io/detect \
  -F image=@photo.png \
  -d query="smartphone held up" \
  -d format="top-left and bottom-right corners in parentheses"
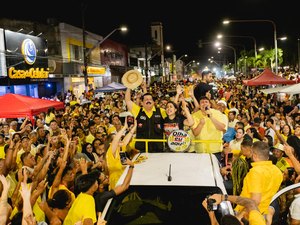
top-left (119, 152), bottom-right (127, 165)
top-left (127, 116), bottom-right (134, 127)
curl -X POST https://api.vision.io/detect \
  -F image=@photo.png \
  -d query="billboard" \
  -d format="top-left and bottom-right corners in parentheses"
top-left (4, 30), bottom-right (49, 79)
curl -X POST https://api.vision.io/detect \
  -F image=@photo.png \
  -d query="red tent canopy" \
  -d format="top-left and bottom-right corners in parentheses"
top-left (243, 68), bottom-right (297, 86)
top-left (0, 93), bottom-right (64, 119)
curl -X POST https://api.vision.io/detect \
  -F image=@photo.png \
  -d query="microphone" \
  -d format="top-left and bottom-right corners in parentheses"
top-left (205, 107), bottom-right (210, 117)
top-left (168, 164), bottom-right (172, 181)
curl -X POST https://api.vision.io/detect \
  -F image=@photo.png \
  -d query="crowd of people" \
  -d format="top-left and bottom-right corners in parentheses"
top-left (0, 69), bottom-right (300, 225)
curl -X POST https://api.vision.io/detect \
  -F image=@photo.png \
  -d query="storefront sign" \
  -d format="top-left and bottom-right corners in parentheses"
top-left (8, 67), bottom-right (49, 79)
top-left (87, 66), bottom-right (106, 75)
top-left (167, 130), bottom-right (191, 152)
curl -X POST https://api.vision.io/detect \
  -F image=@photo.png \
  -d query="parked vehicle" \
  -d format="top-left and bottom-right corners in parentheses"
top-left (101, 152), bottom-right (234, 225)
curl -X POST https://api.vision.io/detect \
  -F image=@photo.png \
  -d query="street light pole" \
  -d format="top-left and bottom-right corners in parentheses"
top-left (225, 45), bottom-right (237, 76)
top-left (85, 27), bottom-right (127, 57)
top-left (82, 26), bottom-right (127, 92)
top-left (175, 54), bottom-right (188, 62)
top-left (223, 19), bottom-right (278, 74)
top-left (215, 42), bottom-right (236, 76)
top-left (82, 4), bottom-right (88, 92)
top-left (208, 58), bottom-right (221, 67)
top-left (217, 34), bottom-right (257, 59)
top-left (184, 60), bottom-right (196, 70)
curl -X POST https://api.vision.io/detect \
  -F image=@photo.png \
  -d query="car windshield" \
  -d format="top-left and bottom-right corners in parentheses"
top-left (104, 185), bottom-right (228, 225)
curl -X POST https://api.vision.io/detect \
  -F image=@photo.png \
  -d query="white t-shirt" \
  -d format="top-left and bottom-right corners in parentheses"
top-left (289, 193), bottom-right (300, 221)
top-left (265, 127), bottom-right (275, 143)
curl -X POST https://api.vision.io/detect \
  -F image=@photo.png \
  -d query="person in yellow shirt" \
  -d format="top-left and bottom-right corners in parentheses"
top-left (271, 143), bottom-right (292, 172)
top-left (63, 172), bottom-right (98, 225)
top-left (0, 133), bottom-right (6, 159)
top-left (48, 163), bottom-right (76, 204)
top-left (106, 117), bottom-right (137, 190)
top-left (235, 141), bottom-right (283, 221)
top-left (191, 96), bottom-right (227, 162)
top-left (40, 189), bottom-right (72, 225)
top-left (85, 121), bottom-right (96, 144)
top-left (45, 107), bottom-right (56, 125)
top-left (125, 86), bottom-right (167, 152)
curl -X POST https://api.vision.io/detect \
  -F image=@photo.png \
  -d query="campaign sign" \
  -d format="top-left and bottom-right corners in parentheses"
top-left (167, 130), bottom-right (191, 152)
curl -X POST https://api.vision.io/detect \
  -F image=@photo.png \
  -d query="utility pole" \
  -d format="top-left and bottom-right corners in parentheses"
top-left (145, 43), bottom-right (149, 84)
top-left (82, 10), bottom-right (127, 92)
top-left (150, 22), bottom-right (164, 81)
top-left (82, 3), bottom-right (89, 92)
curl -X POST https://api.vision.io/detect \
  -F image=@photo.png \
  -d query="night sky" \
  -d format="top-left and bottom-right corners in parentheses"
top-left (3, 0), bottom-right (299, 65)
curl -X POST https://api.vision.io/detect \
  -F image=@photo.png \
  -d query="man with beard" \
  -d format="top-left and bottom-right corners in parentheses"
top-left (193, 70), bottom-right (214, 102)
top-left (125, 85), bottom-right (167, 152)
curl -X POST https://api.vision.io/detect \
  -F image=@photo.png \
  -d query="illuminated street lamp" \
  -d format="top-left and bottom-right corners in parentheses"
top-left (184, 60), bottom-right (195, 69)
top-left (82, 7), bottom-right (127, 92)
top-left (223, 19), bottom-right (278, 74)
top-left (85, 27), bottom-right (127, 57)
top-left (208, 58), bottom-right (220, 67)
top-left (278, 36), bottom-right (287, 41)
top-left (176, 54), bottom-right (188, 62)
top-left (82, 26), bottom-right (127, 91)
top-left (148, 45), bottom-right (171, 61)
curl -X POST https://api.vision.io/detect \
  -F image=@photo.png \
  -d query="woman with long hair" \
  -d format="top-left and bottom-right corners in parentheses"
top-left (106, 117), bottom-right (137, 190)
top-left (45, 107), bottom-right (56, 126)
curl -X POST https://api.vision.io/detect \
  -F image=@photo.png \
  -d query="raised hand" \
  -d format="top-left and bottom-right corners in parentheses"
top-left (97, 212), bottom-right (107, 225)
top-left (0, 174), bottom-right (10, 191)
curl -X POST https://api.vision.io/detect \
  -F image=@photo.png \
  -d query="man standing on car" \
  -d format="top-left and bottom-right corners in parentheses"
top-left (125, 83), bottom-right (167, 152)
top-left (191, 96), bottom-right (227, 162)
top-left (193, 70), bottom-right (215, 105)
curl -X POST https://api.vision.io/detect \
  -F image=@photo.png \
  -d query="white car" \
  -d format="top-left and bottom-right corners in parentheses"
top-left (101, 153), bottom-right (234, 225)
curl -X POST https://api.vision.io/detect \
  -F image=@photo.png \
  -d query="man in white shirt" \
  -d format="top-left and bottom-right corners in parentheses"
top-left (289, 186), bottom-right (300, 224)
top-left (265, 118), bottom-right (275, 144)
top-left (228, 111), bottom-right (239, 128)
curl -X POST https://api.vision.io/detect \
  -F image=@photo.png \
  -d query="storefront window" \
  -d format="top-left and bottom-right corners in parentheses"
top-left (14, 85), bottom-right (26, 95)
top-left (70, 44), bottom-right (83, 61)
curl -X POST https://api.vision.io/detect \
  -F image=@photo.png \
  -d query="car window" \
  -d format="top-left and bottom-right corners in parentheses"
top-left (104, 186), bottom-right (230, 225)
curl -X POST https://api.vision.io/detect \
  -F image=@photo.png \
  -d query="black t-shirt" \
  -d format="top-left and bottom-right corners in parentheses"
top-left (283, 105), bottom-right (294, 115)
top-left (287, 135), bottom-right (300, 160)
top-left (163, 115), bottom-right (185, 138)
top-left (94, 190), bottom-right (116, 213)
top-left (193, 82), bottom-right (213, 102)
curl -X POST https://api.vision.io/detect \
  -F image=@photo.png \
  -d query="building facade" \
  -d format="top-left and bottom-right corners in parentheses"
top-left (0, 18), bottom-right (129, 98)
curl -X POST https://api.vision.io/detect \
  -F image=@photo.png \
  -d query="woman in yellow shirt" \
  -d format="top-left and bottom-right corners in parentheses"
top-left (106, 117), bottom-right (137, 190)
top-left (45, 107), bottom-right (56, 125)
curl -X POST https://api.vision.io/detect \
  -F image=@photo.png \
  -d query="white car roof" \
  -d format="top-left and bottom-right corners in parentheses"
top-left (117, 153), bottom-right (226, 192)
top-left (102, 152), bottom-right (233, 220)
